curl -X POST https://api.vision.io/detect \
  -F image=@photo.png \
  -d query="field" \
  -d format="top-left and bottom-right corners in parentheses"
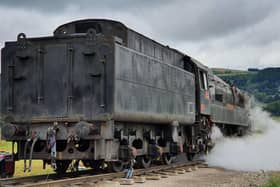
top-left (263, 175), bottom-right (280, 187)
top-left (273, 116), bottom-right (280, 122)
top-left (0, 140), bottom-right (54, 177)
top-left (212, 68), bottom-right (255, 76)
top-left (262, 116), bottom-right (280, 187)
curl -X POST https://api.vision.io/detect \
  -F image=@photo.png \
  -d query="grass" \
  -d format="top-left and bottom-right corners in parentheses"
top-left (212, 68), bottom-right (255, 76)
top-left (272, 116), bottom-right (280, 122)
top-left (263, 176), bottom-right (280, 187)
top-left (212, 68), bottom-right (258, 78)
top-left (0, 140), bottom-right (54, 177)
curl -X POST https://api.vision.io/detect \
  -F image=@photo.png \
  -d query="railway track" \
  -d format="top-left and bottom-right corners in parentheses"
top-left (0, 160), bottom-right (204, 187)
top-left (0, 168), bottom-right (102, 187)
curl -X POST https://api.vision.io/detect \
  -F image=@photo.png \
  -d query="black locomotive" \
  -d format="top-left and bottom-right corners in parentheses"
top-left (1, 19), bottom-right (251, 174)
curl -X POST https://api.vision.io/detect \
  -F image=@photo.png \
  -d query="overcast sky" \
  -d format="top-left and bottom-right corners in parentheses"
top-left (1, 0), bottom-right (280, 70)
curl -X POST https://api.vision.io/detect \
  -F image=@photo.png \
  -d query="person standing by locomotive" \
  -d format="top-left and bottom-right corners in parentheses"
top-left (125, 147), bottom-right (137, 179)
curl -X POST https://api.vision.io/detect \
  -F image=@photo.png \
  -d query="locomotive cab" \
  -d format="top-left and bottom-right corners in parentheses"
top-left (182, 56), bottom-right (213, 159)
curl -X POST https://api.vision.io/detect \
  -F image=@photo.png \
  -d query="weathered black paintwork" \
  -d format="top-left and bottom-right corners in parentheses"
top-left (208, 74), bottom-right (250, 126)
top-left (1, 19), bottom-right (200, 125)
top-left (0, 19), bottom-right (251, 165)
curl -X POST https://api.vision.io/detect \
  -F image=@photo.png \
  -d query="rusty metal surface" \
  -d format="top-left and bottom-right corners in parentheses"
top-left (208, 74), bottom-right (250, 126)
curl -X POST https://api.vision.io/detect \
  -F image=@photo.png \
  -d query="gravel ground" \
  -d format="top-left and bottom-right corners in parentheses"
top-left (130, 167), bottom-right (268, 187)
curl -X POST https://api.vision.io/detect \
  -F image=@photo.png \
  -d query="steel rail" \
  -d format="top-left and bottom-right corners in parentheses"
top-left (0, 160), bottom-right (203, 187)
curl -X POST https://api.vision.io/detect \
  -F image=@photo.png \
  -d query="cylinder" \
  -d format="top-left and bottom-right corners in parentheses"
top-left (74, 121), bottom-right (99, 138)
top-left (2, 123), bottom-right (26, 139)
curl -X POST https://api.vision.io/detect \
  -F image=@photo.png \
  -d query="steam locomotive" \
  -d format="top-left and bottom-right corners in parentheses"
top-left (1, 19), bottom-right (251, 174)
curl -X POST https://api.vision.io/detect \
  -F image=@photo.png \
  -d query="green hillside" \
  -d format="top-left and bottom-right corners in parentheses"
top-left (214, 67), bottom-right (280, 116)
top-left (212, 68), bottom-right (256, 76)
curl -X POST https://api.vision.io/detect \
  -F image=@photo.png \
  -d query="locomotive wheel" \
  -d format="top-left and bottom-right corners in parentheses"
top-left (108, 161), bottom-right (124, 172)
top-left (82, 159), bottom-right (103, 170)
top-left (163, 153), bottom-right (173, 165)
top-left (140, 156), bottom-right (152, 168)
top-left (54, 160), bottom-right (71, 174)
top-left (1, 173), bottom-right (7, 178)
top-left (237, 127), bottom-right (245, 137)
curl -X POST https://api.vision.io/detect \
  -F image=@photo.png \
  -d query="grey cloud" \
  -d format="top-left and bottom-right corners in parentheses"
top-left (1, 0), bottom-right (278, 42)
top-left (0, 0), bottom-right (169, 13)
top-left (231, 11), bottom-right (280, 47)
top-left (0, 0), bottom-right (280, 71)
top-left (147, 0), bottom-right (279, 42)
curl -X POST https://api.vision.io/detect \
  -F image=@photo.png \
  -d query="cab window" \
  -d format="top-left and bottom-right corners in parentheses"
top-left (199, 71), bottom-right (208, 90)
top-left (203, 73), bottom-right (208, 89)
top-left (215, 87), bottom-right (224, 102)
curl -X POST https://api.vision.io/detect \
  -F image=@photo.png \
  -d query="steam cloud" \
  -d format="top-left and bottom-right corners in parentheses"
top-left (205, 107), bottom-right (280, 171)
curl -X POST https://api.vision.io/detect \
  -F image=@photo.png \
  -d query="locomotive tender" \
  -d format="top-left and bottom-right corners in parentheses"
top-left (1, 19), bottom-right (251, 173)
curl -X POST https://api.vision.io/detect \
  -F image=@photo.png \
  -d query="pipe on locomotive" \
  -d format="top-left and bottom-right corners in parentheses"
top-left (171, 121), bottom-right (179, 143)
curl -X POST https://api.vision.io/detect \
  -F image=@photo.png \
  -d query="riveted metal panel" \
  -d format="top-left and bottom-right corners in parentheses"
top-left (114, 44), bottom-right (195, 125)
top-left (43, 44), bottom-right (68, 116)
top-left (1, 36), bottom-right (113, 122)
top-left (209, 74), bottom-right (250, 126)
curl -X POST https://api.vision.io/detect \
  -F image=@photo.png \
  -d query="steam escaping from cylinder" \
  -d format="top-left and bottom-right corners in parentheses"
top-left (210, 125), bottom-right (223, 141)
top-left (205, 107), bottom-right (280, 171)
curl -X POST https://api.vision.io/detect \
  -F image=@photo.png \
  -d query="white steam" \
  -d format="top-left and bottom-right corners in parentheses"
top-left (205, 107), bottom-right (280, 171)
top-left (210, 125), bottom-right (224, 141)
